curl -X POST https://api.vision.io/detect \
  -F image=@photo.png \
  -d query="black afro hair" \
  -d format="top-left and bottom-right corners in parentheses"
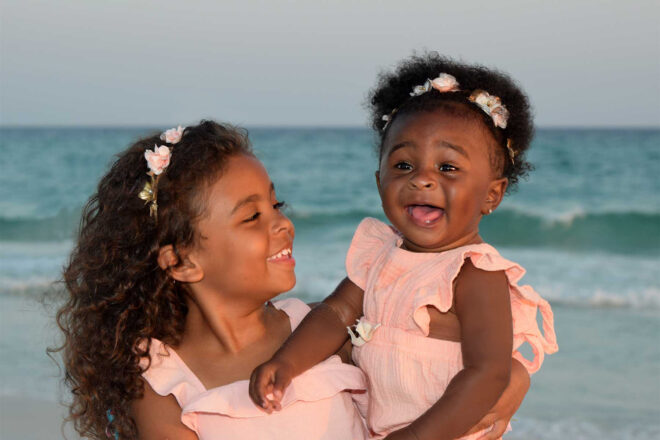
top-left (367, 52), bottom-right (534, 191)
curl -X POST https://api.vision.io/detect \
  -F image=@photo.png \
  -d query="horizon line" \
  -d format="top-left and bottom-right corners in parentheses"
top-left (1, 123), bottom-right (659, 130)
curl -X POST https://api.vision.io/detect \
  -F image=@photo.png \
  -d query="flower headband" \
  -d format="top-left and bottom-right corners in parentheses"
top-left (138, 125), bottom-right (184, 220)
top-left (381, 73), bottom-right (515, 164)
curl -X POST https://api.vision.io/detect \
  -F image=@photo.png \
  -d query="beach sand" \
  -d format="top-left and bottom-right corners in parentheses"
top-left (1, 396), bottom-right (78, 440)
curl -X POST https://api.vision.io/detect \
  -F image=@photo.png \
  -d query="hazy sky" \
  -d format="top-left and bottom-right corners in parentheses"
top-left (1, 0), bottom-right (659, 127)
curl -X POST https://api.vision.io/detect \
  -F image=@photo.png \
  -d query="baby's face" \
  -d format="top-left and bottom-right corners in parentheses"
top-left (377, 109), bottom-right (506, 252)
top-left (189, 154), bottom-right (296, 303)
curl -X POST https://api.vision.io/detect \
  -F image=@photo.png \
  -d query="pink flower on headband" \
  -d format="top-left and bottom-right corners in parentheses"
top-left (160, 126), bottom-right (185, 144)
top-left (431, 73), bottom-right (460, 92)
top-left (490, 106), bottom-right (509, 129)
top-left (144, 145), bottom-right (171, 175)
top-left (470, 90), bottom-right (509, 129)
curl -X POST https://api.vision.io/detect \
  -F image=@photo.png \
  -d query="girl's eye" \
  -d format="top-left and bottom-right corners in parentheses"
top-left (244, 212), bottom-right (260, 222)
top-left (273, 201), bottom-right (287, 210)
top-left (439, 163), bottom-right (458, 172)
top-left (394, 161), bottom-right (412, 171)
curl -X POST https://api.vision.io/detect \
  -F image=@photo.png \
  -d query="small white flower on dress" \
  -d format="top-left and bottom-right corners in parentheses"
top-left (347, 317), bottom-right (381, 347)
top-left (430, 73), bottom-right (460, 92)
top-left (144, 145), bottom-right (171, 175)
top-left (160, 125), bottom-right (185, 144)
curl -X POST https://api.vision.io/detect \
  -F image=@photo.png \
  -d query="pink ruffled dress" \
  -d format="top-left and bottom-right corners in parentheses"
top-left (346, 218), bottom-right (558, 439)
top-left (141, 298), bottom-right (369, 440)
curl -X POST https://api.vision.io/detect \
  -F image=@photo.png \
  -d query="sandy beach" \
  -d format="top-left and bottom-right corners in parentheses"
top-left (1, 396), bottom-right (77, 440)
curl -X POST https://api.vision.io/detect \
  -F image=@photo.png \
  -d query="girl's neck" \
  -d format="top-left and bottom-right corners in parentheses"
top-left (179, 290), bottom-right (277, 355)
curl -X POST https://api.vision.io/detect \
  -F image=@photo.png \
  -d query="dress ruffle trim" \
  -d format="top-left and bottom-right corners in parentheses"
top-left (181, 356), bottom-right (367, 424)
top-left (140, 338), bottom-right (207, 409)
top-left (346, 217), bottom-right (399, 290)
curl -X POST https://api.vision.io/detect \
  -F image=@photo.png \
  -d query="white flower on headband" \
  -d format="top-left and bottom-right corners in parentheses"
top-left (160, 126), bottom-right (185, 144)
top-left (469, 90), bottom-right (509, 129)
top-left (430, 73), bottom-right (460, 92)
top-left (410, 74), bottom-right (460, 97)
top-left (144, 145), bottom-right (171, 175)
top-left (410, 80), bottom-right (432, 96)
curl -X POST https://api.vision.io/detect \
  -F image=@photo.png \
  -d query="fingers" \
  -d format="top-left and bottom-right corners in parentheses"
top-left (248, 365), bottom-right (277, 413)
top-left (272, 369), bottom-right (293, 403)
top-left (248, 362), bottom-right (292, 413)
top-left (476, 420), bottom-right (508, 440)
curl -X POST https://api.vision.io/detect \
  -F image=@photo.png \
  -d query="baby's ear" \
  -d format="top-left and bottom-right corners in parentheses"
top-left (157, 245), bottom-right (204, 283)
top-left (482, 177), bottom-right (508, 215)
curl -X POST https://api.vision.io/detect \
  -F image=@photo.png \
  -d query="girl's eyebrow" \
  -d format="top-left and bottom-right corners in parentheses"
top-left (387, 141), bottom-right (468, 158)
top-left (231, 182), bottom-right (275, 215)
top-left (439, 141), bottom-right (469, 158)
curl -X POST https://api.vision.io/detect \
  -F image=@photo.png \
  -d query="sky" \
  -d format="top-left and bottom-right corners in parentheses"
top-left (1, 0), bottom-right (659, 127)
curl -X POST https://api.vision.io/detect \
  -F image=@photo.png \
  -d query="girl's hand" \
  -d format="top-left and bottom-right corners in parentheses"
top-left (248, 358), bottom-right (295, 413)
top-left (465, 358), bottom-right (531, 439)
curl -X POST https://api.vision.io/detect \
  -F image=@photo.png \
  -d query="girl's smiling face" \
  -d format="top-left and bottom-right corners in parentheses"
top-left (188, 154), bottom-right (296, 304)
top-left (377, 108), bottom-right (508, 253)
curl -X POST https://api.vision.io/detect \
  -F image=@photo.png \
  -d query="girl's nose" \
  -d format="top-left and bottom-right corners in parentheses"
top-left (273, 211), bottom-right (295, 238)
top-left (409, 169), bottom-right (437, 190)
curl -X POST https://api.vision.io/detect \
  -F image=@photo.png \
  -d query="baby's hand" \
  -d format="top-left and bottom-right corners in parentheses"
top-left (249, 358), bottom-right (295, 413)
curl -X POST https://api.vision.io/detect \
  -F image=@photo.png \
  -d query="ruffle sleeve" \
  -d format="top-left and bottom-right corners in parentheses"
top-left (140, 339), bottom-right (207, 409)
top-left (345, 217), bottom-right (399, 290)
top-left (411, 245), bottom-right (558, 374)
top-left (180, 355), bottom-right (367, 429)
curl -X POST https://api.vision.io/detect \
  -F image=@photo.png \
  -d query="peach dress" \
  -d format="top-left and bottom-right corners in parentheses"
top-left (346, 218), bottom-right (558, 439)
top-left (141, 298), bottom-right (369, 440)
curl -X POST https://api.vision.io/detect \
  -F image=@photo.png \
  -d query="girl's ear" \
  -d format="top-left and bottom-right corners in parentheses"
top-left (482, 177), bottom-right (508, 215)
top-left (157, 245), bottom-right (204, 283)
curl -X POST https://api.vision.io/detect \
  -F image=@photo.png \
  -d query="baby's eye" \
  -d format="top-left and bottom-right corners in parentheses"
top-left (244, 211), bottom-right (261, 222)
top-left (394, 161), bottom-right (413, 171)
top-left (273, 201), bottom-right (287, 210)
top-left (438, 163), bottom-right (458, 172)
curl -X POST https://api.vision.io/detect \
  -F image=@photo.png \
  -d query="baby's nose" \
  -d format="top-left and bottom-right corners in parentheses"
top-left (409, 171), bottom-right (436, 189)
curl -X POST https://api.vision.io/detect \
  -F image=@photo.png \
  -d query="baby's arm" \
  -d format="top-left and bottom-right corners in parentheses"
top-left (465, 358), bottom-right (530, 439)
top-left (388, 259), bottom-right (513, 440)
top-left (249, 277), bottom-right (364, 411)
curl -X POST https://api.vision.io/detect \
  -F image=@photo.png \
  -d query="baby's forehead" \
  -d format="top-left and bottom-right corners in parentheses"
top-left (381, 106), bottom-right (503, 169)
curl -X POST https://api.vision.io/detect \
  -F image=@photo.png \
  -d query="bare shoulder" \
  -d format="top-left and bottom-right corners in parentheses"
top-left (454, 258), bottom-right (509, 299)
top-left (130, 378), bottom-right (198, 440)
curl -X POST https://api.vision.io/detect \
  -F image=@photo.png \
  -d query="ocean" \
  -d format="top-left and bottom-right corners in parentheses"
top-left (1, 127), bottom-right (659, 439)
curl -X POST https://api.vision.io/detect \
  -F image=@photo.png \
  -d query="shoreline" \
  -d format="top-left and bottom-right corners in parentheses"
top-left (0, 396), bottom-right (78, 439)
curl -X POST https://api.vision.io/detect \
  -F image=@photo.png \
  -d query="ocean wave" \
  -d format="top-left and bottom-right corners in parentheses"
top-left (0, 208), bottom-right (80, 241)
top-left (288, 207), bottom-right (660, 254)
top-left (545, 288), bottom-right (660, 310)
top-left (2, 206), bottom-right (659, 255)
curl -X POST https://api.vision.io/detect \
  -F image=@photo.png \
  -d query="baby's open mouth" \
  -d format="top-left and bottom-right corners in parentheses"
top-left (406, 204), bottom-right (444, 226)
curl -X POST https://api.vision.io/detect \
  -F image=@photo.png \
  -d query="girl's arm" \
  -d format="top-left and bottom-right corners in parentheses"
top-left (249, 277), bottom-right (364, 411)
top-left (465, 358), bottom-right (530, 439)
top-left (387, 260), bottom-right (513, 440)
top-left (130, 380), bottom-right (198, 440)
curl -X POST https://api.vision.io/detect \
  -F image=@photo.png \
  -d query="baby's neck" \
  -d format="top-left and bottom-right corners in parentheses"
top-left (401, 231), bottom-right (484, 253)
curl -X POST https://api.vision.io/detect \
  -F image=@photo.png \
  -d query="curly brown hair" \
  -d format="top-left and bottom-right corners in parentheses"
top-left (54, 120), bottom-right (252, 438)
top-left (368, 52), bottom-right (535, 191)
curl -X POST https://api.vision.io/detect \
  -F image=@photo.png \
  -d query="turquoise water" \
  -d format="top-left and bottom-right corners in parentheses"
top-left (1, 127), bottom-right (659, 438)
